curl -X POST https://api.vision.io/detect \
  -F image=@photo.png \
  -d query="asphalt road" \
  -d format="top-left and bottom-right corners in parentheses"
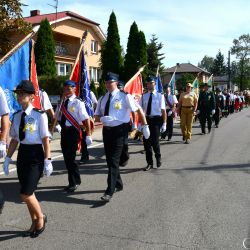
top-left (0, 109), bottom-right (250, 250)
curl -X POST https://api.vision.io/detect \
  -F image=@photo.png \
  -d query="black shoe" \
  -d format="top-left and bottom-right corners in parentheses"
top-left (215, 124), bottom-right (218, 128)
top-left (208, 129), bottom-right (211, 133)
top-left (22, 220), bottom-right (36, 237)
top-left (79, 156), bottom-right (89, 164)
top-left (101, 194), bottom-right (112, 202)
top-left (167, 138), bottom-right (171, 141)
top-left (144, 164), bottom-right (153, 171)
top-left (115, 187), bottom-right (123, 193)
top-left (156, 159), bottom-right (162, 168)
top-left (120, 160), bottom-right (128, 167)
top-left (64, 185), bottom-right (78, 192)
top-left (31, 214), bottom-right (47, 238)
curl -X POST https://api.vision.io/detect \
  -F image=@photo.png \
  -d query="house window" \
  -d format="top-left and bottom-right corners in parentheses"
top-left (56, 63), bottom-right (72, 76)
top-left (89, 67), bottom-right (100, 82)
top-left (91, 40), bottom-right (98, 54)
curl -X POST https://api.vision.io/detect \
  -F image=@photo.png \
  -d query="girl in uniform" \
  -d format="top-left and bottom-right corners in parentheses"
top-left (2, 80), bottom-right (53, 238)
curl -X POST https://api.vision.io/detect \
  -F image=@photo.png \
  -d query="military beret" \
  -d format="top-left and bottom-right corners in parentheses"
top-left (64, 80), bottom-right (76, 87)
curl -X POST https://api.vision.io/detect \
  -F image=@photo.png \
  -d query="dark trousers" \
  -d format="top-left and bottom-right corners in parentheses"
top-left (161, 110), bottom-right (173, 139)
top-left (214, 107), bottom-right (220, 126)
top-left (81, 130), bottom-right (89, 159)
top-left (119, 123), bottom-right (130, 166)
top-left (199, 110), bottom-right (212, 133)
top-left (103, 124), bottom-right (128, 195)
top-left (143, 116), bottom-right (162, 165)
top-left (0, 189), bottom-right (4, 214)
top-left (61, 127), bottom-right (81, 187)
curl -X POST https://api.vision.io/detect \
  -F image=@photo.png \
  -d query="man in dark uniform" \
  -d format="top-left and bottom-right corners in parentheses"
top-left (95, 73), bottom-right (149, 202)
top-left (197, 83), bottom-right (215, 134)
top-left (214, 87), bottom-right (224, 128)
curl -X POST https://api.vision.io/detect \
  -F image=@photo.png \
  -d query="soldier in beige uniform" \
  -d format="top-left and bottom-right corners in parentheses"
top-left (177, 82), bottom-right (198, 144)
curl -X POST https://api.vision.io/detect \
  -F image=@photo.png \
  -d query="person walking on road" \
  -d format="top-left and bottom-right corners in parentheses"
top-left (95, 72), bottom-right (149, 202)
top-left (2, 80), bottom-right (53, 237)
top-left (177, 82), bottom-right (198, 144)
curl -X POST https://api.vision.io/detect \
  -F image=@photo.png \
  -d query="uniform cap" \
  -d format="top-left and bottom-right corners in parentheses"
top-left (14, 80), bottom-right (35, 94)
top-left (186, 82), bottom-right (193, 87)
top-left (105, 72), bottom-right (119, 82)
top-left (146, 75), bottom-right (155, 83)
top-left (64, 80), bottom-right (76, 87)
top-left (216, 87), bottom-right (221, 92)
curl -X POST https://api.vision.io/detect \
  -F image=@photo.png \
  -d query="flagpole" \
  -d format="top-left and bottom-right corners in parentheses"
top-left (0, 31), bottom-right (35, 65)
top-left (124, 65), bottom-right (146, 87)
top-left (155, 64), bottom-right (159, 77)
top-left (51, 30), bottom-right (88, 134)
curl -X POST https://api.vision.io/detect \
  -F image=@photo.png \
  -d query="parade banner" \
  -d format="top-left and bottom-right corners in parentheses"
top-left (169, 71), bottom-right (176, 95)
top-left (207, 74), bottom-right (213, 88)
top-left (0, 38), bottom-right (40, 119)
top-left (192, 77), bottom-right (199, 96)
top-left (155, 74), bottom-right (163, 93)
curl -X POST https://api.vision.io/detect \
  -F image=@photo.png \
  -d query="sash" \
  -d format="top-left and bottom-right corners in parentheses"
top-left (165, 94), bottom-right (173, 109)
top-left (61, 104), bottom-right (82, 150)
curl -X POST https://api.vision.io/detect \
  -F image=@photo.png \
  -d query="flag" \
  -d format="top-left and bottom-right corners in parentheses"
top-left (71, 49), bottom-right (93, 117)
top-left (192, 77), bottom-right (199, 95)
top-left (0, 39), bottom-right (41, 119)
top-left (155, 74), bottom-right (163, 93)
top-left (169, 72), bottom-right (176, 95)
top-left (124, 73), bottom-right (143, 97)
top-left (207, 74), bottom-right (213, 87)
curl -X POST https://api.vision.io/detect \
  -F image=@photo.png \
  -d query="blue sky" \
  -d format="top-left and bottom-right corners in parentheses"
top-left (22, 0), bottom-right (250, 68)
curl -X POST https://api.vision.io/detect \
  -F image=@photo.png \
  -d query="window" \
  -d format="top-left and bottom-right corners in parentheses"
top-left (89, 67), bottom-right (100, 82)
top-left (56, 63), bottom-right (72, 76)
top-left (91, 40), bottom-right (98, 54)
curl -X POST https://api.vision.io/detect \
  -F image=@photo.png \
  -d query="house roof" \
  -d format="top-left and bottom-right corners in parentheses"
top-left (24, 11), bottom-right (100, 26)
top-left (213, 75), bottom-right (229, 82)
top-left (164, 63), bottom-right (210, 74)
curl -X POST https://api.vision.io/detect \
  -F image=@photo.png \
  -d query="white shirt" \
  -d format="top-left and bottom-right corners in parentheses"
top-left (10, 104), bottom-right (50, 144)
top-left (95, 88), bottom-right (138, 127)
top-left (0, 87), bottom-right (10, 116)
top-left (39, 90), bottom-right (53, 111)
top-left (90, 91), bottom-right (98, 105)
top-left (58, 94), bottom-right (89, 126)
top-left (140, 90), bottom-right (165, 116)
top-left (164, 94), bottom-right (178, 109)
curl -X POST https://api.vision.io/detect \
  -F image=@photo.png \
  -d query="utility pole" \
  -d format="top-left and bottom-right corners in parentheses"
top-left (228, 50), bottom-right (231, 90)
top-left (48, 0), bottom-right (58, 28)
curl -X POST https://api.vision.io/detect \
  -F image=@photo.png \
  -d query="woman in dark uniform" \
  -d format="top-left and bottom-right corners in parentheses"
top-left (2, 80), bottom-right (53, 237)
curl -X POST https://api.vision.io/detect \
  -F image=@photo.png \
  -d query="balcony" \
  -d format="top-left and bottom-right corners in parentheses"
top-left (55, 41), bottom-right (78, 58)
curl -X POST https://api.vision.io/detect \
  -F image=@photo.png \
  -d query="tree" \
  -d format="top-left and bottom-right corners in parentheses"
top-left (0, 0), bottom-right (32, 55)
top-left (123, 22), bottom-right (147, 82)
top-left (231, 34), bottom-right (250, 90)
top-left (100, 12), bottom-right (123, 79)
top-left (211, 50), bottom-right (226, 75)
top-left (147, 34), bottom-right (165, 76)
top-left (97, 79), bottom-right (106, 97)
top-left (90, 79), bottom-right (98, 98)
top-left (176, 73), bottom-right (196, 91)
top-left (198, 55), bottom-right (214, 72)
top-left (34, 18), bottom-right (56, 76)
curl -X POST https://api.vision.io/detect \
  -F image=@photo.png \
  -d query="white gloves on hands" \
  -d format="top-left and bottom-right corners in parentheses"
top-left (0, 141), bottom-right (6, 159)
top-left (55, 124), bottom-right (62, 134)
top-left (196, 110), bottom-right (200, 115)
top-left (168, 110), bottom-right (173, 116)
top-left (3, 157), bottom-right (12, 176)
top-left (131, 123), bottom-right (137, 131)
top-left (142, 125), bottom-right (150, 139)
top-left (100, 116), bottom-right (114, 124)
top-left (160, 123), bottom-right (167, 133)
top-left (212, 109), bottom-right (216, 115)
top-left (44, 159), bottom-right (53, 177)
top-left (85, 135), bottom-right (93, 146)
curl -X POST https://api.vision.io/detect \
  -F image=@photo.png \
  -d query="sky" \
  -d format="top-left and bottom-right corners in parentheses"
top-left (21, 0), bottom-right (250, 68)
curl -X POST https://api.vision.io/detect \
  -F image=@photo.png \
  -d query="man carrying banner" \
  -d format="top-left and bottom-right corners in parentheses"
top-left (0, 86), bottom-right (10, 213)
top-left (140, 76), bottom-right (167, 171)
top-left (95, 72), bottom-right (150, 202)
top-left (58, 80), bottom-right (93, 193)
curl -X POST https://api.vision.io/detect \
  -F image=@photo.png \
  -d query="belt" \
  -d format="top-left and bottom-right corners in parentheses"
top-left (182, 106), bottom-right (194, 108)
top-left (146, 115), bottom-right (161, 119)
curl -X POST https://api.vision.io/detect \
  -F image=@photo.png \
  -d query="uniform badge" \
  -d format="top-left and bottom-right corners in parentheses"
top-left (69, 104), bottom-right (76, 112)
top-left (25, 117), bottom-right (35, 134)
top-left (114, 100), bottom-right (122, 110)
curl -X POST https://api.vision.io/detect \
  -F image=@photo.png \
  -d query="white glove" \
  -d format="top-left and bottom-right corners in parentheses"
top-left (137, 123), bottom-right (142, 132)
top-left (55, 124), bottom-right (62, 134)
top-left (85, 135), bottom-right (93, 146)
top-left (3, 156), bottom-right (12, 176)
top-left (131, 123), bottom-right (137, 130)
top-left (44, 159), bottom-right (53, 177)
top-left (160, 123), bottom-right (167, 133)
top-left (142, 124), bottom-right (150, 139)
top-left (212, 109), bottom-right (216, 115)
top-left (100, 116), bottom-right (114, 124)
top-left (196, 110), bottom-right (200, 115)
top-left (168, 110), bottom-right (172, 116)
top-left (0, 141), bottom-right (7, 159)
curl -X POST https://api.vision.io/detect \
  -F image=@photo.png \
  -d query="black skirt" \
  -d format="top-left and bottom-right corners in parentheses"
top-left (17, 144), bottom-right (44, 195)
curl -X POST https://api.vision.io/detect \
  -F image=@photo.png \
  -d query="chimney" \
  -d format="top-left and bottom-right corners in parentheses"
top-left (30, 10), bottom-right (40, 16)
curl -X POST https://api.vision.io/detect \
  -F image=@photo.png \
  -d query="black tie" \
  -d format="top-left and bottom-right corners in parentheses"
top-left (61, 99), bottom-right (69, 126)
top-left (19, 112), bottom-right (26, 141)
top-left (146, 92), bottom-right (153, 116)
top-left (104, 93), bottom-right (112, 116)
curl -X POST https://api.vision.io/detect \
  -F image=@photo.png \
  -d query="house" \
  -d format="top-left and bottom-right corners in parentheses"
top-left (22, 10), bottom-right (106, 83)
top-left (162, 63), bottom-right (211, 86)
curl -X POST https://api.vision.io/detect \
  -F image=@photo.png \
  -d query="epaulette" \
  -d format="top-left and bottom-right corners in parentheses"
top-left (13, 110), bottom-right (21, 116)
top-left (33, 108), bottom-right (45, 113)
top-left (40, 89), bottom-right (45, 92)
top-left (76, 97), bottom-right (83, 102)
top-left (120, 90), bottom-right (128, 95)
